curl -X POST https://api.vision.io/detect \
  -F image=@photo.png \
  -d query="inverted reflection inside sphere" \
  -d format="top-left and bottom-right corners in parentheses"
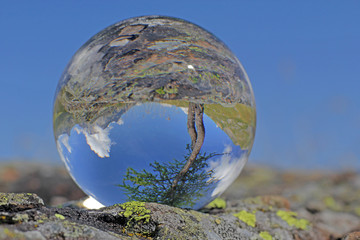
top-left (53, 16), bottom-right (256, 209)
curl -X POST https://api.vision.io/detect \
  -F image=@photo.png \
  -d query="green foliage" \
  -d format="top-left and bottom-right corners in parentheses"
top-left (118, 145), bottom-right (218, 208)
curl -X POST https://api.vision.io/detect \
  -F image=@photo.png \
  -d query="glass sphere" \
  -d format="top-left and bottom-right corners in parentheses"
top-left (53, 16), bottom-right (256, 209)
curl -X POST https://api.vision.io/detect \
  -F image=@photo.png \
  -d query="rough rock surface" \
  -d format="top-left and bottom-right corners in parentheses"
top-left (0, 192), bottom-right (358, 240)
top-left (0, 193), bottom-right (316, 240)
top-left (222, 166), bottom-right (360, 239)
top-left (0, 163), bottom-right (359, 239)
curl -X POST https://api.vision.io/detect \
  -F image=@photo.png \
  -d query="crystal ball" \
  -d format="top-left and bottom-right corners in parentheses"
top-left (53, 16), bottom-right (256, 209)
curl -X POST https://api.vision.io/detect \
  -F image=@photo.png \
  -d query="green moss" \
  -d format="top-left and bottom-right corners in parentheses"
top-left (205, 198), bottom-right (226, 209)
top-left (119, 201), bottom-right (151, 224)
top-left (233, 210), bottom-right (256, 227)
top-left (259, 231), bottom-right (273, 240)
top-left (55, 214), bottom-right (66, 220)
top-left (276, 210), bottom-right (309, 230)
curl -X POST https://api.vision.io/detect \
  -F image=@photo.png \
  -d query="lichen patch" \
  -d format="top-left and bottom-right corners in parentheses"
top-left (119, 201), bottom-right (151, 224)
top-left (276, 210), bottom-right (309, 230)
top-left (233, 210), bottom-right (256, 227)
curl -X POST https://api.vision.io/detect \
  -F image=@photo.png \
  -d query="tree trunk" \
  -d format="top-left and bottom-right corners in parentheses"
top-left (171, 103), bottom-right (205, 189)
top-left (187, 102), bottom-right (197, 149)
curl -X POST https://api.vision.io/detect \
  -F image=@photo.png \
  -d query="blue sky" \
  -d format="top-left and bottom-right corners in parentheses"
top-left (1, 1), bottom-right (359, 170)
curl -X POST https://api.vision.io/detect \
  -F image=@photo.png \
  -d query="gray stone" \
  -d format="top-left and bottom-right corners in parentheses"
top-left (1, 164), bottom-right (360, 240)
top-left (0, 193), bottom-right (325, 240)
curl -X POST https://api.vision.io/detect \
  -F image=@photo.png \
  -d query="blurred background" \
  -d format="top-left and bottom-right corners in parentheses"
top-left (1, 0), bottom-right (359, 172)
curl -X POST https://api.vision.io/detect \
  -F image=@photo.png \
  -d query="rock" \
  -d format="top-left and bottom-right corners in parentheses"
top-left (0, 193), bottom-right (44, 212)
top-left (0, 163), bottom-right (359, 239)
top-left (314, 211), bottom-right (360, 239)
top-left (222, 166), bottom-right (360, 240)
top-left (342, 232), bottom-right (360, 240)
top-left (0, 192), bottom-right (329, 240)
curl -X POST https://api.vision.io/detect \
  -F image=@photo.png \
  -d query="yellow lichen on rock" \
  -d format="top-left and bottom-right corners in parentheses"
top-left (233, 210), bottom-right (256, 227)
top-left (276, 210), bottom-right (309, 230)
top-left (119, 201), bottom-right (151, 224)
top-left (215, 218), bottom-right (222, 225)
top-left (55, 213), bottom-right (65, 220)
top-left (259, 231), bottom-right (273, 240)
top-left (205, 198), bottom-right (226, 209)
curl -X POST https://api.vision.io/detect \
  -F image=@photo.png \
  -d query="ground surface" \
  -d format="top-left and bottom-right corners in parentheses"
top-left (0, 162), bottom-right (359, 239)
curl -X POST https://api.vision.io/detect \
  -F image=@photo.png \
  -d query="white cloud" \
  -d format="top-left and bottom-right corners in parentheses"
top-left (117, 118), bottom-right (124, 125)
top-left (56, 134), bottom-right (72, 170)
top-left (58, 134), bottom-right (71, 153)
top-left (180, 107), bottom-right (188, 115)
top-left (208, 145), bottom-right (248, 197)
top-left (75, 124), bottom-right (113, 158)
